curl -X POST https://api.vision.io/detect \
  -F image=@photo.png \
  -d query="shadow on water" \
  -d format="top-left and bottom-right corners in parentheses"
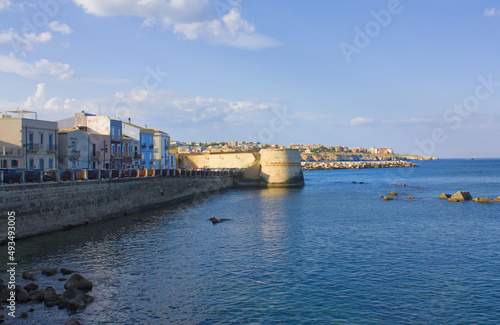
top-left (1, 188), bottom-right (237, 265)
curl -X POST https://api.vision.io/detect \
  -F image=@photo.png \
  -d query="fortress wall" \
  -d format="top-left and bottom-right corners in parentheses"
top-left (260, 149), bottom-right (305, 187)
top-left (0, 176), bottom-right (234, 241)
top-left (179, 152), bottom-right (259, 169)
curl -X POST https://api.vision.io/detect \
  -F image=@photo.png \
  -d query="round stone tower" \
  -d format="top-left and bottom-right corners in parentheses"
top-left (259, 149), bottom-right (305, 187)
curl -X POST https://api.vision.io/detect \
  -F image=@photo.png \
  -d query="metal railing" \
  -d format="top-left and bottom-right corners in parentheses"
top-left (0, 147), bottom-right (22, 156)
top-left (0, 167), bottom-right (236, 185)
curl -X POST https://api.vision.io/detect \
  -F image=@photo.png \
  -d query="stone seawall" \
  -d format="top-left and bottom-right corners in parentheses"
top-left (302, 160), bottom-right (418, 170)
top-left (0, 176), bottom-right (234, 241)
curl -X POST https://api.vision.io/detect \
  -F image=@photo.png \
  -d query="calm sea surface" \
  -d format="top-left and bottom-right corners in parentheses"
top-left (3, 159), bottom-right (500, 324)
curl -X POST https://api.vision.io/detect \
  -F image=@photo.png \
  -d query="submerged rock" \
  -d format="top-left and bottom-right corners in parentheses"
top-left (65, 318), bottom-right (82, 325)
top-left (209, 217), bottom-right (231, 225)
top-left (42, 268), bottom-right (58, 276)
top-left (61, 268), bottom-right (76, 275)
top-left (472, 197), bottom-right (494, 203)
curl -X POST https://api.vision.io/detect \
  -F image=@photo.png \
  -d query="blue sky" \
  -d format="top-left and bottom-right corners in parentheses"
top-left (1, 0), bottom-right (499, 158)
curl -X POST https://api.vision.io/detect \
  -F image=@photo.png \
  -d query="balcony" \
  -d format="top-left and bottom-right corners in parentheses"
top-left (47, 144), bottom-right (57, 153)
top-left (69, 149), bottom-right (81, 160)
top-left (1, 147), bottom-right (22, 156)
top-left (91, 151), bottom-right (101, 161)
top-left (26, 143), bottom-right (41, 153)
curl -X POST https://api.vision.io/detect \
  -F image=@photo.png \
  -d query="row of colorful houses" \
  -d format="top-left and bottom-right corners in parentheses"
top-left (0, 110), bottom-right (176, 171)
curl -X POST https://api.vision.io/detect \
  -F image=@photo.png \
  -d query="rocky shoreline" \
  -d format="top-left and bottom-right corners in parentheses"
top-left (0, 268), bottom-right (93, 325)
top-left (302, 160), bottom-right (418, 170)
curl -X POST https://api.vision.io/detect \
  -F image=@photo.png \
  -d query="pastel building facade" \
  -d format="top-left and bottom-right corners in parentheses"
top-left (57, 129), bottom-right (90, 169)
top-left (0, 111), bottom-right (58, 170)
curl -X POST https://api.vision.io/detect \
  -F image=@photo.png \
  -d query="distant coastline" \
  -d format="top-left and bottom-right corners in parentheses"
top-left (302, 160), bottom-right (418, 171)
top-left (301, 152), bottom-right (438, 162)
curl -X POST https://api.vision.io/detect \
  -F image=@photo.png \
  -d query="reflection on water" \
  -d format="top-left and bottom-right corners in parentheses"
top-left (2, 161), bottom-right (500, 324)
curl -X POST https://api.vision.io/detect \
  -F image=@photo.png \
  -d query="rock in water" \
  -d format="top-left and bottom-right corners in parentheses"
top-left (42, 268), bottom-right (58, 276)
top-left (22, 271), bottom-right (35, 281)
top-left (383, 196), bottom-right (394, 201)
top-left (472, 197), bottom-right (494, 203)
top-left (43, 286), bottom-right (60, 307)
top-left (389, 191), bottom-right (397, 196)
top-left (24, 283), bottom-right (39, 292)
top-left (61, 268), bottom-right (76, 275)
top-left (494, 196), bottom-right (500, 202)
top-left (448, 191), bottom-right (472, 202)
top-left (64, 274), bottom-right (93, 291)
top-left (439, 193), bottom-right (451, 199)
top-left (407, 195), bottom-right (414, 199)
top-left (65, 318), bottom-right (82, 325)
top-left (209, 217), bottom-right (220, 224)
top-left (15, 285), bottom-right (29, 303)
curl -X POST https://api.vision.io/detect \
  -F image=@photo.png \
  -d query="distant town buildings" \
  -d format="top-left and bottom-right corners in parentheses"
top-left (0, 109), bottom-right (395, 171)
top-left (289, 144), bottom-right (394, 155)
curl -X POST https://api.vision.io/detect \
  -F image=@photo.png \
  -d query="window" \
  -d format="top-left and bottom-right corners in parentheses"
top-left (39, 158), bottom-right (44, 170)
top-left (1, 159), bottom-right (6, 168)
top-left (72, 160), bottom-right (76, 168)
top-left (28, 133), bottom-right (34, 149)
top-left (49, 159), bottom-right (53, 169)
top-left (40, 133), bottom-right (44, 144)
top-left (111, 144), bottom-right (115, 154)
top-left (123, 145), bottom-right (126, 153)
top-left (128, 145), bottom-right (131, 153)
top-left (49, 134), bottom-right (53, 150)
top-left (117, 144), bottom-right (121, 154)
top-left (11, 160), bottom-right (18, 168)
top-left (92, 143), bottom-right (97, 156)
top-left (29, 159), bottom-right (34, 169)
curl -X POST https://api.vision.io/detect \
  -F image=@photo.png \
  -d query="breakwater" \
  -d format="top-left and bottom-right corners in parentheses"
top-left (302, 160), bottom-right (418, 170)
top-left (0, 173), bottom-right (234, 242)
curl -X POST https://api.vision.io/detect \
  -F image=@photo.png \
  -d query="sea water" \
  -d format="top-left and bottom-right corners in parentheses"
top-left (3, 159), bottom-right (500, 324)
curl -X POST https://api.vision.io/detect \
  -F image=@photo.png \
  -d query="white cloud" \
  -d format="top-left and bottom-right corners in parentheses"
top-left (350, 117), bottom-right (375, 126)
top-left (0, 29), bottom-right (52, 52)
top-left (48, 21), bottom-right (72, 34)
top-left (44, 97), bottom-right (76, 110)
top-left (24, 83), bottom-right (46, 109)
top-left (73, 0), bottom-right (279, 50)
top-left (0, 55), bottom-right (74, 79)
top-left (0, 0), bottom-right (10, 11)
top-left (484, 8), bottom-right (500, 16)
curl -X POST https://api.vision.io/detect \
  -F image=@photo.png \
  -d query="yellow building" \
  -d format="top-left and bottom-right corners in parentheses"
top-left (0, 110), bottom-right (58, 170)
